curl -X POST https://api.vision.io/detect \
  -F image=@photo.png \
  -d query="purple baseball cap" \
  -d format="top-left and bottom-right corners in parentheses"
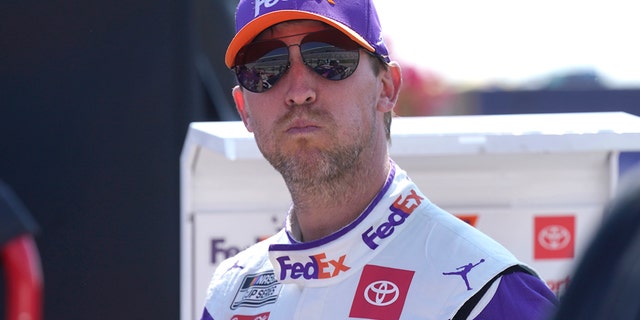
top-left (225, 0), bottom-right (390, 68)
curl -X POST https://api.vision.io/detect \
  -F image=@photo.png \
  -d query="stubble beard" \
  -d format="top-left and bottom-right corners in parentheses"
top-left (265, 140), bottom-right (364, 199)
top-left (255, 105), bottom-right (380, 203)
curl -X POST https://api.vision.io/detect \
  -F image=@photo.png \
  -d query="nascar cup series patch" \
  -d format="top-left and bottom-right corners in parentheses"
top-left (231, 271), bottom-right (282, 310)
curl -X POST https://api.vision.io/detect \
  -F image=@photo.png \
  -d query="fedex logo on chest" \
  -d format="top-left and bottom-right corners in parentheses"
top-left (276, 253), bottom-right (350, 281)
top-left (362, 189), bottom-right (424, 250)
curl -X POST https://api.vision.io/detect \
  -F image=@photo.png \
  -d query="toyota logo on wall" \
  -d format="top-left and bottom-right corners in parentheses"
top-left (534, 216), bottom-right (575, 259)
top-left (538, 224), bottom-right (572, 251)
top-left (364, 280), bottom-right (400, 306)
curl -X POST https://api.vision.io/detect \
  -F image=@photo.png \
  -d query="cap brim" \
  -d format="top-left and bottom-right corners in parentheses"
top-left (225, 10), bottom-right (376, 68)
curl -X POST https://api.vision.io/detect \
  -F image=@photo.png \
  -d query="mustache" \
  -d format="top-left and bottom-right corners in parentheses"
top-left (276, 106), bottom-right (334, 128)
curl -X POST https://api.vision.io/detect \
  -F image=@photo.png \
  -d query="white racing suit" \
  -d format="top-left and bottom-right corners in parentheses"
top-left (201, 161), bottom-right (557, 320)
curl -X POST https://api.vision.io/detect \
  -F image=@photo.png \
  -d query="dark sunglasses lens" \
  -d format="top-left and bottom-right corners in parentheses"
top-left (301, 30), bottom-right (360, 81)
top-left (235, 40), bottom-right (289, 92)
top-left (301, 41), bottom-right (360, 80)
top-left (234, 29), bottom-right (363, 92)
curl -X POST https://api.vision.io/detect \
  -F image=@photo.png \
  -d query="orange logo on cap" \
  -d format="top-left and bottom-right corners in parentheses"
top-left (328, 0), bottom-right (335, 4)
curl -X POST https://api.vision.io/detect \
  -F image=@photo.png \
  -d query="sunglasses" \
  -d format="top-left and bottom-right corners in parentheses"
top-left (233, 29), bottom-right (364, 93)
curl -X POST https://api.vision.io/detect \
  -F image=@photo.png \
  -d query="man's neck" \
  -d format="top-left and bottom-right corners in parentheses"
top-left (288, 157), bottom-right (390, 242)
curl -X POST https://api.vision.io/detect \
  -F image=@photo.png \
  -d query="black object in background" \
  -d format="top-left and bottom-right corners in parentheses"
top-left (0, 180), bottom-right (39, 244)
top-left (0, 0), bottom-right (237, 319)
top-left (550, 167), bottom-right (640, 319)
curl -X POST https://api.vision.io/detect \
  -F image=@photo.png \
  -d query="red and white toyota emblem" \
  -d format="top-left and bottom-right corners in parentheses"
top-left (364, 280), bottom-right (400, 306)
top-left (350, 265), bottom-right (414, 320)
top-left (538, 225), bottom-right (571, 250)
top-left (534, 216), bottom-right (575, 259)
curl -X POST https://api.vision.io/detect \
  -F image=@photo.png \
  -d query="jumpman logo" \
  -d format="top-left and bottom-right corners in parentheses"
top-left (442, 259), bottom-right (485, 290)
top-left (225, 260), bottom-right (245, 274)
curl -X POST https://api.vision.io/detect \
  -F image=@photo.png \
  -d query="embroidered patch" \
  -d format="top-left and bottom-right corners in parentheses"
top-left (231, 272), bottom-right (282, 310)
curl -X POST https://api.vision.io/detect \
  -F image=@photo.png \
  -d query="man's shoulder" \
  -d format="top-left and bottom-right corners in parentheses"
top-left (210, 230), bottom-right (285, 284)
top-left (469, 270), bottom-right (558, 319)
top-left (202, 231), bottom-right (287, 317)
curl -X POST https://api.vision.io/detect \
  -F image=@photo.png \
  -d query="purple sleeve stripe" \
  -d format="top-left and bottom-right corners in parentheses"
top-left (200, 308), bottom-right (214, 320)
top-left (474, 271), bottom-right (558, 320)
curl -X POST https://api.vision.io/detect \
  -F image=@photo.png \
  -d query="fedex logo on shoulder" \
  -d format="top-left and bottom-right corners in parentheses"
top-left (276, 253), bottom-right (350, 281)
top-left (363, 189), bottom-right (424, 250)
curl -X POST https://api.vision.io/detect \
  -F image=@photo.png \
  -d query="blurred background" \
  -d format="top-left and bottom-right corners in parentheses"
top-left (1, 0), bottom-right (638, 319)
top-left (375, 0), bottom-right (640, 117)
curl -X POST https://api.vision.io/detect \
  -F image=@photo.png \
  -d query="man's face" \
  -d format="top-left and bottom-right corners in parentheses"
top-left (233, 20), bottom-right (389, 187)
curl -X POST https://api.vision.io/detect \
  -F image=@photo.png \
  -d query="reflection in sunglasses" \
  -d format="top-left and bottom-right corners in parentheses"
top-left (233, 29), bottom-right (363, 93)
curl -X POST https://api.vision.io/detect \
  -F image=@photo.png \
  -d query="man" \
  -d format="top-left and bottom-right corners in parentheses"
top-left (201, 0), bottom-right (557, 319)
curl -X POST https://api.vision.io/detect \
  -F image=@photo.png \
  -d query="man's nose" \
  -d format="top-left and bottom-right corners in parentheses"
top-left (284, 45), bottom-right (317, 106)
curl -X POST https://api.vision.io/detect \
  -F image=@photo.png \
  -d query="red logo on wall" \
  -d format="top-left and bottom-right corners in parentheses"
top-left (534, 216), bottom-right (575, 259)
top-left (349, 265), bottom-right (414, 320)
top-left (455, 214), bottom-right (479, 227)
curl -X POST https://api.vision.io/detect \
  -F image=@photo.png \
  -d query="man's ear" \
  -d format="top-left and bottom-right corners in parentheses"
top-left (232, 85), bottom-right (253, 132)
top-left (378, 62), bottom-right (402, 113)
